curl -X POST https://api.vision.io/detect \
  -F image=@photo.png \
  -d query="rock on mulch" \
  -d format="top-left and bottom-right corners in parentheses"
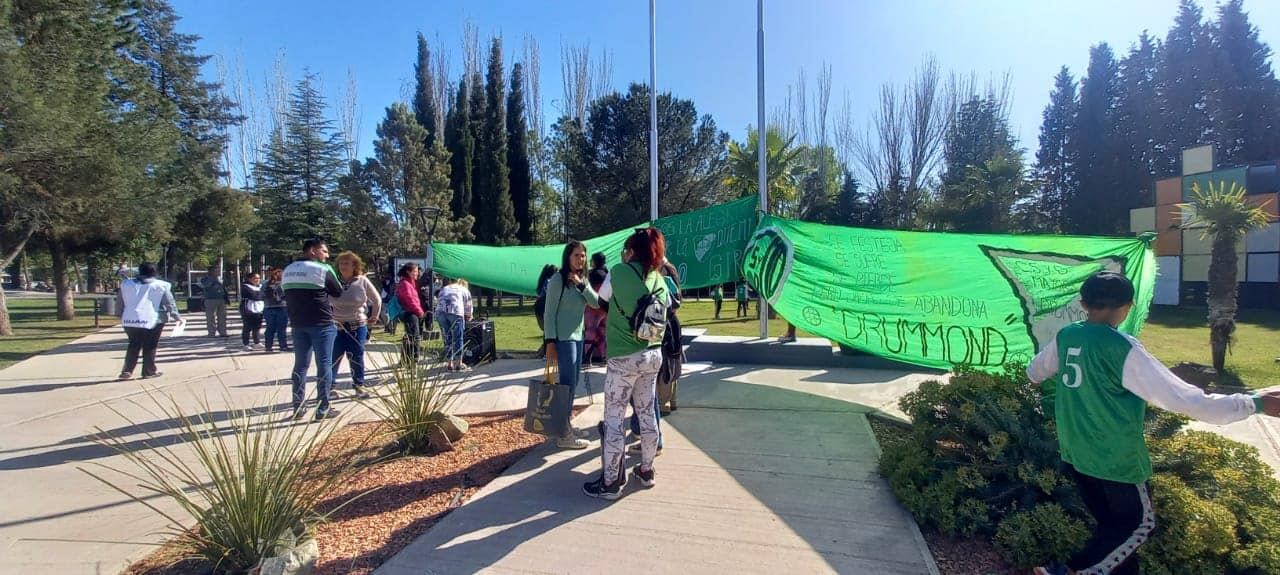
top-left (866, 417), bottom-right (1015, 575)
top-left (125, 413), bottom-right (547, 575)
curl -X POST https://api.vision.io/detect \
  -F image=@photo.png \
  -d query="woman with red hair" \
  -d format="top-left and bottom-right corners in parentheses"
top-left (585, 227), bottom-right (670, 500)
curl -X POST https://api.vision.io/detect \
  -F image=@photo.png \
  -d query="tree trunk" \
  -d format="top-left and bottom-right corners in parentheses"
top-left (0, 288), bottom-right (11, 336)
top-left (1206, 232), bottom-right (1240, 372)
top-left (0, 226), bottom-right (36, 335)
top-left (86, 255), bottom-right (99, 293)
top-left (51, 242), bottom-right (75, 321)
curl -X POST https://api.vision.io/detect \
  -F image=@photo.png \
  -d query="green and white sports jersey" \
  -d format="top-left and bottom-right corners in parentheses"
top-left (1028, 321), bottom-right (1258, 484)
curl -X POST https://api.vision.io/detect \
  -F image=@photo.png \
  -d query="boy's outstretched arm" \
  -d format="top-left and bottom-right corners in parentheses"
top-left (1026, 338), bottom-right (1060, 384)
top-left (1121, 337), bottom-right (1261, 425)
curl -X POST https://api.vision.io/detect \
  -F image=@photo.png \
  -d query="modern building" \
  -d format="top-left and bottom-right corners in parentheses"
top-left (1129, 145), bottom-right (1280, 309)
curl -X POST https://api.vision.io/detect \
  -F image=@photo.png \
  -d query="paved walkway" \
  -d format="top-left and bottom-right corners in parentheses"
top-left (0, 313), bottom-right (583, 575)
top-left (375, 364), bottom-right (943, 575)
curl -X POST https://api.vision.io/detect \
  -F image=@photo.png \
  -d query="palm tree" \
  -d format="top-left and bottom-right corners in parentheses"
top-left (724, 126), bottom-right (807, 218)
top-left (1179, 181), bottom-right (1272, 372)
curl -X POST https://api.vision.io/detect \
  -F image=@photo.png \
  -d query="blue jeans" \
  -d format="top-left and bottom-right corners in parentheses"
top-left (438, 313), bottom-right (465, 363)
top-left (331, 324), bottom-right (369, 387)
top-left (554, 340), bottom-right (585, 395)
top-left (264, 308), bottom-right (289, 350)
top-left (291, 324), bottom-right (336, 413)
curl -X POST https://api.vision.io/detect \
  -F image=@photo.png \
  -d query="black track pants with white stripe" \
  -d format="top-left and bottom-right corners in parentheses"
top-left (1068, 464), bottom-right (1155, 575)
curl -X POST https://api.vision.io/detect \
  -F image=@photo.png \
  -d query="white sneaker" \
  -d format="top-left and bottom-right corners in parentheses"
top-left (556, 437), bottom-right (590, 450)
top-left (243, 345), bottom-right (254, 352)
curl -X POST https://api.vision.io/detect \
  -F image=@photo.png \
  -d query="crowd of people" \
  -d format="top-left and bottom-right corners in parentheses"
top-left (113, 238), bottom-right (479, 420)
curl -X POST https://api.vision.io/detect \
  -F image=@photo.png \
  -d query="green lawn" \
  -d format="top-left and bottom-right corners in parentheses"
top-left (1141, 306), bottom-right (1278, 390)
top-left (0, 296), bottom-right (117, 370)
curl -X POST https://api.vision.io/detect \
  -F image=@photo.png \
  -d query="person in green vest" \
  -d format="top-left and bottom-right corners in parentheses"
top-left (1027, 271), bottom-right (1280, 575)
top-left (734, 281), bottom-right (748, 318)
top-left (710, 283), bottom-right (724, 319)
top-left (584, 227), bottom-right (669, 500)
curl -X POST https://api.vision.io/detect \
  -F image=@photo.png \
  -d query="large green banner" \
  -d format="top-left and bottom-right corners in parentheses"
top-left (431, 196), bottom-right (758, 296)
top-left (741, 216), bottom-right (1157, 371)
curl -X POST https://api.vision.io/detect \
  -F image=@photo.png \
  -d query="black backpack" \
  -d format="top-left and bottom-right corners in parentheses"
top-left (620, 264), bottom-right (668, 343)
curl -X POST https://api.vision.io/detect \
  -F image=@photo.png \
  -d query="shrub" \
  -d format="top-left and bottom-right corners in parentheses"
top-left (367, 345), bottom-right (466, 454)
top-left (82, 390), bottom-right (367, 572)
top-left (880, 366), bottom-right (1280, 572)
top-left (994, 503), bottom-right (1090, 567)
top-left (880, 366), bottom-right (1083, 554)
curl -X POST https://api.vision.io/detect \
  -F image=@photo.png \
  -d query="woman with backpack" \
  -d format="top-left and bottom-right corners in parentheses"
top-left (627, 260), bottom-right (681, 456)
top-left (542, 240), bottom-right (600, 450)
top-left (585, 227), bottom-right (669, 500)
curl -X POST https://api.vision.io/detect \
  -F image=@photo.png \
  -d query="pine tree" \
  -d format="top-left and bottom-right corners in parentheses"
top-left (1210, 0), bottom-right (1280, 164)
top-left (252, 72), bottom-right (346, 260)
top-left (932, 95), bottom-right (1023, 232)
top-left (1066, 44), bottom-right (1123, 235)
top-left (507, 62), bottom-right (534, 244)
top-left (1158, 0), bottom-right (1215, 176)
top-left (445, 79), bottom-right (474, 220)
top-left (1032, 67), bottom-right (1078, 233)
top-left (370, 102), bottom-right (473, 247)
top-left (476, 37), bottom-right (517, 245)
top-left (413, 32), bottom-right (439, 146)
top-left (829, 170), bottom-right (875, 227)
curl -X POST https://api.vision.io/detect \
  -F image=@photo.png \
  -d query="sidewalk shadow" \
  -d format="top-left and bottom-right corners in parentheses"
top-left (0, 402), bottom-right (295, 471)
top-left (374, 446), bottom-right (601, 573)
top-left (380, 365), bottom-right (939, 573)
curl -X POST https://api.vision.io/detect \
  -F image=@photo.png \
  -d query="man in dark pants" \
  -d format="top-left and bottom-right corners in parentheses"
top-left (283, 239), bottom-right (344, 421)
top-left (117, 263), bottom-right (182, 380)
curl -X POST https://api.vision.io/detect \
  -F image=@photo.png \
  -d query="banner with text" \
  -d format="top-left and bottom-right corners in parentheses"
top-left (741, 216), bottom-right (1157, 371)
top-left (431, 196), bottom-right (759, 296)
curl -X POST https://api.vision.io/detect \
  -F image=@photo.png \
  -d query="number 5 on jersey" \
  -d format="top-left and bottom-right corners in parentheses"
top-left (1063, 347), bottom-right (1084, 388)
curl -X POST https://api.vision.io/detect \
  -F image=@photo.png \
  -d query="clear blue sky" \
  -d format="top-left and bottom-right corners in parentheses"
top-left (173, 0), bottom-right (1280, 165)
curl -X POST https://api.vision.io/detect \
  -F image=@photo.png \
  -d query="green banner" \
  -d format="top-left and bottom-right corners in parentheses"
top-left (741, 216), bottom-right (1157, 371)
top-left (431, 196), bottom-right (759, 296)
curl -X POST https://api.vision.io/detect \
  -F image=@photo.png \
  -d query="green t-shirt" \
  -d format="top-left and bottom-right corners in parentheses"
top-left (1045, 322), bottom-right (1151, 484)
top-left (711, 285), bottom-right (723, 301)
top-left (605, 262), bottom-right (666, 358)
top-left (735, 283), bottom-right (748, 301)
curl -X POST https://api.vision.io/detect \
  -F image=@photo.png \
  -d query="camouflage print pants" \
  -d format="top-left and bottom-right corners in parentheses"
top-left (601, 348), bottom-right (663, 484)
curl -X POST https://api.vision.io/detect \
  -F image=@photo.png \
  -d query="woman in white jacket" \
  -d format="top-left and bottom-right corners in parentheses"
top-left (117, 263), bottom-right (182, 380)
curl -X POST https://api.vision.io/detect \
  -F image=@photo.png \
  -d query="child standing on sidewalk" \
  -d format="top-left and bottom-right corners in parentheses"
top-left (1028, 271), bottom-right (1280, 575)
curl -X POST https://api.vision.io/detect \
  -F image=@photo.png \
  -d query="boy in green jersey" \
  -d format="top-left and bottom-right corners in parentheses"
top-left (1028, 271), bottom-right (1280, 575)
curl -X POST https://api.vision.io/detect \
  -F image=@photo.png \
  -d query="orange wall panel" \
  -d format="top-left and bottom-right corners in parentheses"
top-left (1155, 229), bottom-right (1182, 256)
top-left (1155, 177), bottom-right (1182, 206)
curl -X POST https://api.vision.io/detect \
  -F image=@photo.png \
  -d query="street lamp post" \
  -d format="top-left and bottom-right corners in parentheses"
top-left (416, 206), bottom-right (444, 318)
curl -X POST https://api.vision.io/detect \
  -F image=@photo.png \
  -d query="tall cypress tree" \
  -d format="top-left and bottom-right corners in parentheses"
top-left (412, 32), bottom-right (438, 146)
top-left (477, 37), bottom-right (517, 245)
top-left (1068, 44), bottom-right (1123, 235)
top-left (467, 65), bottom-right (487, 225)
top-left (445, 79), bottom-right (474, 220)
top-left (1211, 0), bottom-right (1280, 165)
top-left (1033, 67), bottom-right (1078, 233)
top-left (1158, 0), bottom-right (1215, 176)
top-left (507, 62), bottom-right (533, 244)
top-left (1114, 33), bottom-right (1161, 214)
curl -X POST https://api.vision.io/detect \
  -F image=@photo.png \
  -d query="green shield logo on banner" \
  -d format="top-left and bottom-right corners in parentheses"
top-left (742, 225), bottom-right (794, 305)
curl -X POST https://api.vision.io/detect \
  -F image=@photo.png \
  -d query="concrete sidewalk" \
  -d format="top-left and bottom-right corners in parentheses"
top-left (375, 365), bottom-right (943, 575)
top-left (0, 314), bottom-right (587, 575)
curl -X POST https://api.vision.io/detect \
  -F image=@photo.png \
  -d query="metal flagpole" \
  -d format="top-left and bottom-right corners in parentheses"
top-left (757, 0), bottom-right (769, 339)
top-left (648, 0), bottom-right (659, 222)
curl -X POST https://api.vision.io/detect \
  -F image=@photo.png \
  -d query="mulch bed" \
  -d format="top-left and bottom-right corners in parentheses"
top-left (125, 413), bottom-right (548, 575)
top-left (867, 417), bottom-right (1016, 575)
